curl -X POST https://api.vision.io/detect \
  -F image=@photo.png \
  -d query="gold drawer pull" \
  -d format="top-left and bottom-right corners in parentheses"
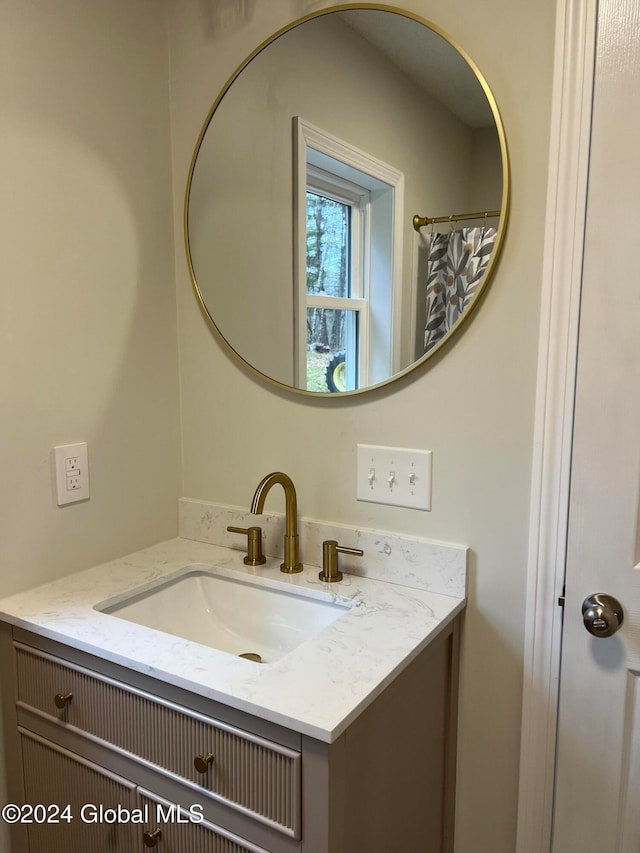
top-left (143, 828), bottom-right (162, 848)
top-left (54, 692), bottom-right (73, 709)
top-left (194, 752), bottom-right (215, 773)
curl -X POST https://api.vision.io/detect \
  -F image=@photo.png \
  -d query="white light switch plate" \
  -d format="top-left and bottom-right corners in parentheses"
top-left (53, 442), bottom-right (90, 506)
top-left (357, 444), bottom-right (432, 510)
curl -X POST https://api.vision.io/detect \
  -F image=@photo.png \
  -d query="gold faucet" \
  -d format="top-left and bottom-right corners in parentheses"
top-left (250, 472), bottom-right (303, 573)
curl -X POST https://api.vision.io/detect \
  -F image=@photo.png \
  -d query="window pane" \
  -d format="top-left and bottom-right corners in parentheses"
top-left (306, 192), bottom-right (350, 298)
top-left (306, 307), bottom-right (358, 392)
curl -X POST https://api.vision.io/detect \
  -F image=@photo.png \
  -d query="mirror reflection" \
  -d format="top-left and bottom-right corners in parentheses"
top-left (186, 7), bottom-right (508, 394)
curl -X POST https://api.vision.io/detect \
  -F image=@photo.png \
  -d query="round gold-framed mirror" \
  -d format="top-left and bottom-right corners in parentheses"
top-left (185, 3), bottom-right (509, 396)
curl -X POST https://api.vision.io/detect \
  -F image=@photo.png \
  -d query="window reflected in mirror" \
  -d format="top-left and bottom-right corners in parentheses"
top-left (296, 118), bottom-right (401, 391)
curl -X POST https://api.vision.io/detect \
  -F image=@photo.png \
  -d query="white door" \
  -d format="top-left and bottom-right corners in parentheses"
top-left (552, 0), bottom-right (640, 849)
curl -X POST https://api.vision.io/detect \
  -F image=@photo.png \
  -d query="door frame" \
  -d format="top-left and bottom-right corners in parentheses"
top-left (516, 0), bottom-right (598, 850)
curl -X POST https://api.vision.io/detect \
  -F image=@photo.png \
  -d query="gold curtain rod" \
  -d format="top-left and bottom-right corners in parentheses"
top-left (412, 209), bottom-right (501, 232)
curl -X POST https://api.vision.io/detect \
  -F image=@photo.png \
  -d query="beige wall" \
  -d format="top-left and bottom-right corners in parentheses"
top-left (169, 2), bottom-right (555, 852)
top-left (0, 2), bottom-right (180, 624)
top-left (469, 125), bottom-right (504, 212)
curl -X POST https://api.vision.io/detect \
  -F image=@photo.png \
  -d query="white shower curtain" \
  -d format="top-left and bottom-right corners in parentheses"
top-left (423, 226), bottom-right (497, 353)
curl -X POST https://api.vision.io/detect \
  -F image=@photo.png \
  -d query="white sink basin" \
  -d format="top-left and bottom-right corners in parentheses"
top-left (96, 569), bottom-right (351, 664)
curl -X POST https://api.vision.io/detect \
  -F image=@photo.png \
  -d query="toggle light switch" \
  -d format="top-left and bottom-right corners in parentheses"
top-left (357, 445), bottom-right (432, 510)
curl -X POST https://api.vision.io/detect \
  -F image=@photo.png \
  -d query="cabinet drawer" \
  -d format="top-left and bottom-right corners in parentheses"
top-left (20, 728), bottom-right (137, 852)
top-left (139, 789), bottom-right (271, 853)
top-left (15, 643), bottom-right (301, 838)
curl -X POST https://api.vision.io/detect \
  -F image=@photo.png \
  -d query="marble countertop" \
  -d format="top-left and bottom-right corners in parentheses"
top-left (0, 537), bottom-right (465, 743)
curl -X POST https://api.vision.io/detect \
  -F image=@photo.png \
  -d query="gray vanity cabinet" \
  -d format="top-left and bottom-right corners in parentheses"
top-left (0, 620), bottom-right (458, 853)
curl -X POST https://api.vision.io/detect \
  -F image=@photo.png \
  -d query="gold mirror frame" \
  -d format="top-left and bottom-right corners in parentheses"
top-left (184, 3), bottom-right (510, 397)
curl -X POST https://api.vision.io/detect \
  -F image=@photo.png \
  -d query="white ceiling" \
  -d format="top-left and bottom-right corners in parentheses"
top-left (337, 10), bottom-right (495, 130)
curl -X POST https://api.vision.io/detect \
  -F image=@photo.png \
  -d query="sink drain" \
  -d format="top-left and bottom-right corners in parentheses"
top-left (239, 652), bottom-right (262, 663)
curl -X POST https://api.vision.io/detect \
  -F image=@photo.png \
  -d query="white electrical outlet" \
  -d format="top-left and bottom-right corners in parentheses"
top-left (65, 456), bottom-right (80, 472)
top-left (357, 444), bottom-right (432, 510)
top-left (53, 442), bottom-right (90, 506)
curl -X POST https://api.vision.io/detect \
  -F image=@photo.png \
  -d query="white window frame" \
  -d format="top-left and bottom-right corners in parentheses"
top-left (305, 166), bottom-right (370, 390)
top-left (293, 117), bottom-right (404, 390)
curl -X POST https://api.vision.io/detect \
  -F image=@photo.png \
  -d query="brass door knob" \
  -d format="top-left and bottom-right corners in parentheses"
top-left (194, 752), bottom-right (215, 773)
top-left (582, 593), bottom-right (624, 637)
top-left (143, 828), bottom-right (162, 848)
top-left (54, 692), bottom-right (73, 709)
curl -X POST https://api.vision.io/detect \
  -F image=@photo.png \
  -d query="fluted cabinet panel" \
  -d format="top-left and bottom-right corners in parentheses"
top-left (20, 728), bottom-right (137, 853)
top-left (15, 644), bottom-right (300, 836)
top-left (139, 791), bottom-right (270, 853)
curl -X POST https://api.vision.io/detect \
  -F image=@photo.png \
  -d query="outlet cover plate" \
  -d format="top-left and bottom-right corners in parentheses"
top-left (53, 442), bottom-right (90, 506)
top-left (357, 444), bottom-right (432, 510)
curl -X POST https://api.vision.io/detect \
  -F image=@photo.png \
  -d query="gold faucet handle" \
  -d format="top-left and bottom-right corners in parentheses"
top-left (319, 540), bottom-right (364, 583)
top-left (227, 525), bottom-right (266, 566)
